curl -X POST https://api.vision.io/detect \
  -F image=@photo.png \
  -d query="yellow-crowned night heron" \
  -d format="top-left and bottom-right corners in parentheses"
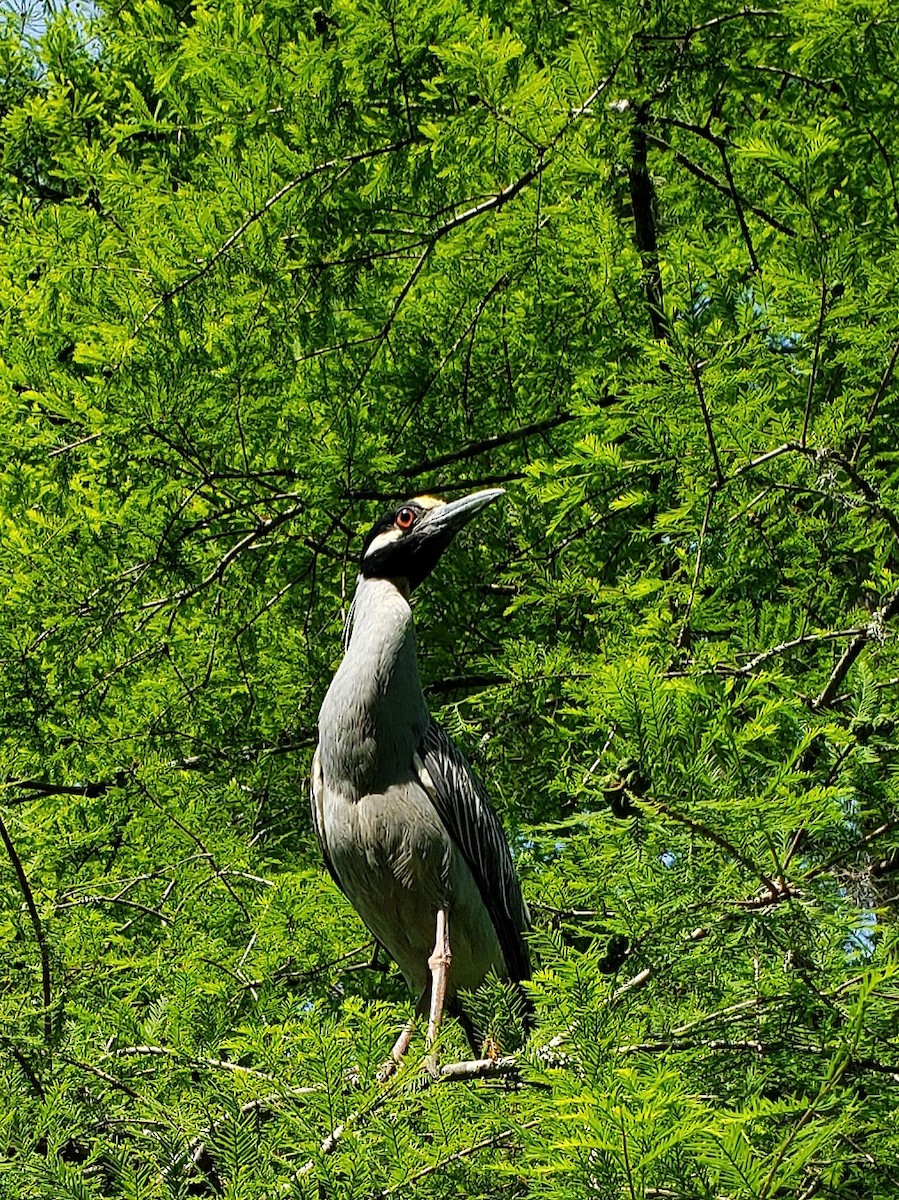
top-left (311, 489), bottom-right (529, 1067)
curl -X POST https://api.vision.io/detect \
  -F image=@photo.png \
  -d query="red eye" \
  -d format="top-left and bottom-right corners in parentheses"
top-left (396, 507), bottom-right (416, 530)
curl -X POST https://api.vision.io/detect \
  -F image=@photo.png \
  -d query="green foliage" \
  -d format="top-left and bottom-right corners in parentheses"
top-left (1, 0), bottom-right (899, 1193)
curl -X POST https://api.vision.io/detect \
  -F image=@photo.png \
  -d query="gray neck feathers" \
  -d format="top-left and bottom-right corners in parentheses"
top-left (318, 576), bottom-right (429, 797)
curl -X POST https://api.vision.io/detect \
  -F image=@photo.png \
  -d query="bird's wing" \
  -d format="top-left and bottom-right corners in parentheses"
top-left (309, 746), bottom-right (346, 895)
top-left (415, 720), bottom-right (530, 983)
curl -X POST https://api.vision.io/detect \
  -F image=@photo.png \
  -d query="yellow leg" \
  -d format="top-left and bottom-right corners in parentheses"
top-left (425, 908), bottom-right (451, 1070)
top-left (378, 910), bottom-right (452, 1080)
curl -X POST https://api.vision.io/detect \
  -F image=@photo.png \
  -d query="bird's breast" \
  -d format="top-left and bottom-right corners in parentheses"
top-left (317, 775), bottom-right (502, 994)
top-left (322, 776), bottom-right (453, 902)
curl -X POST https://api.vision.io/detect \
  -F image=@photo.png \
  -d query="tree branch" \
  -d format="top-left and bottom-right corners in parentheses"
top-left (803, 819), bottom-right (899, 883)
top-left (0, 812), bottom-right (52, 1044)
top-left (647, 132), bottom-right (796, 236)
top-left (133, 140), bottom-right (414, 335)
top-left (691, 361), bottom-right (724, 486)
top-left (740, 626), bottom-right (869, 675)
top-left (375, 1120), bottom-right (540, 1197)
top-left (801, 276), bottom-right (829, 447)
top-left (813, 587), bottom-right (899, 710)
top-left (402, 411), bottom-right (586, 478)
top-left (427, 161), bottom-right (548, 242)
top-left (629, 105), bottom-right (668, 340)
top-left (635, 792), bottom-right (781, 897)
top-left (138, 501), bottom-right (304, 616)
top-left (851, 336), bottom-right (899, 464)
top-left (638, 8), bottom-right (779, 42)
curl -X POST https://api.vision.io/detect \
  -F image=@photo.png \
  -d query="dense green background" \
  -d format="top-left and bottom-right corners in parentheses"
top-left (2, 0), bottom-right (899, 1195)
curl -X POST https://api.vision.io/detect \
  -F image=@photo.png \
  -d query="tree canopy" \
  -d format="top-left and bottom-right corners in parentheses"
top-left (2, 0), bottom-right (899, 1195)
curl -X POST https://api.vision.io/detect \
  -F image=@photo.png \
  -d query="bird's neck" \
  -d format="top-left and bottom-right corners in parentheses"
top-left (318, 576), bottom-right (429, 796)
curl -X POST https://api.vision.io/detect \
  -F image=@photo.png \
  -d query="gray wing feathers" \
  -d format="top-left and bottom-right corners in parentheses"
top-left (309, 747), bottom-right (346, 896)
top-left (417, 721), bottom-right (530, 984)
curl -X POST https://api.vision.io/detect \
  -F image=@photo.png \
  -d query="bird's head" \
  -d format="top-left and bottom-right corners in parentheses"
top-left (360, 488), bottom-right (505, 592)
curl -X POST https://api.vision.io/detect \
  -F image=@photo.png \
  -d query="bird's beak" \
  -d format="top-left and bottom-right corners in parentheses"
top-left (422, 488), bottom-right (505, 535)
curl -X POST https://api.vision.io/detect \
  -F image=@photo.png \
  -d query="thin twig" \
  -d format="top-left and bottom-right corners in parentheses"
top-left (0, 812), bottom-right (52, 1044)
top-left (403, 411), bottom-right (586, 478)
top-left (427, 161), bottom-right (547, 241)
top-left (48, 431), bottom-right (101, 457)
top-left (816, 450), bottom-right (899, 543)
top-left (813, 588), bottom-right (899, 709)
top-left (58, 1055), bottom-right (143, 1100)
top-left (1, 1037), bottom-right (45, 1098)
top-left (718, 141), bottom-right (759, 268)
top-left (676, 494), bottom-right (714, 649)
top-left (638, 8), bottom-right (779, 42)
top-left (55, 894), bottom-right (171, 923)
top-left (132, 779), bottom-right (252, 922)
top-left (138, 501), bottom-right (304, 615)
top-left (801, 277), bottom-right (828, 447)
top-left (620, 1109), bottom-right (637, 1200)
top-left (635, 793), bottom-right (781, 897)
top-left (376, 1120), bottom-right (541, 1197)
top-left (721, 442), bottom-right (795, 487)
top-left (851, 337), bottom-right (899, 464)
top-left (803, 819), bottom-right (899, 883)
top-left (133, 140), bottom-right (413, 335)
top-left (691, 361), bottom-right (724, 486)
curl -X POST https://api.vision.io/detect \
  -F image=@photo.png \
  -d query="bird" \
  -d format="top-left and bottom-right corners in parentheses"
top-left (311, 488), bottom-right (530, 1070)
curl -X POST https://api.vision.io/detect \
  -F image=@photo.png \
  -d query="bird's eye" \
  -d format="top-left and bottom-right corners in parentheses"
top-left (396, 507), bottom-right (416, 530)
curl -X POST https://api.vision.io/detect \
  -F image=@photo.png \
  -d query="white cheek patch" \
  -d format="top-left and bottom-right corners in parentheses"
top-left (363, 527), bottom-right (403, 558)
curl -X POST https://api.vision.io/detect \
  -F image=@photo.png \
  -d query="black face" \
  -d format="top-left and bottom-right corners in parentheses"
top-left (358, 489), bottom-right (505, 591)
top-left (359, 499), bottom-right (452, 591)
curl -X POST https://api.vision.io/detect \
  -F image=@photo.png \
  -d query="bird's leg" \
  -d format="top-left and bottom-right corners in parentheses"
top-left (425, 907), bottom-right (451, 1072)
top-left (378, 983), bottom-right (430, 1080)
top-left (378, 910), bottom-right (451, 1080)
top-left (386, 1017), bottom-right (416, 1071)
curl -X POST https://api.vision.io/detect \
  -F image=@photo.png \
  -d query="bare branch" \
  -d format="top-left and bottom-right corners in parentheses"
top-left (801, 277), bottom-right (828, 447)
top-left (721, 441), bottom-right (796, 486)
top-left (138, 501), bottom-right (304, 616)
top-left (740, 626), bottom-right (868, 675)
top-left (638, 8), bottom-right (779, 42)
top-left (436, 1055), bottom-right (519, 1081)
top-left (691, 361), bottom-right (724, 486)
top-left (133, 140), bottom-right (414, 335)
top-left (813, 587), bottom-right (899, 709)
top-left (48, 431), bottom-right (101, 457)
top-left (0, 812), bottom-right (52, 1044)
top-left (851, 337), bottom-right (899, 464)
